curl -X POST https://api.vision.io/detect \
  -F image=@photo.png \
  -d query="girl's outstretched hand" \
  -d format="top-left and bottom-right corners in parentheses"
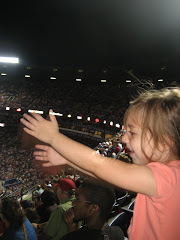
top-left (20, 109), bottom-right (59, 145)
top-left (34, 144), bottom-right (68, 167)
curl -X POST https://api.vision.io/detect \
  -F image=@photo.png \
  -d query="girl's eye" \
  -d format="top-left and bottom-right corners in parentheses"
top-left (129, 131), bottom-right (135, 136)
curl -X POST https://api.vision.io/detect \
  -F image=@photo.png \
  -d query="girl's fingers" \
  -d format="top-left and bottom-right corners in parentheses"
top-left (23, 113), bottom-right (38, 125)
top-left (34, 151), bottom-right (47, 157)
top-left (23, 127), bottom-right (36, 137)
top-left (35, 144), bottom-right (49, 151)
top-left (34, 156), bottom-right (47, 161)
top-left (49, 109), bottom-right (58, 124)
top-left (20, 118), bottom-right (35, 131)
top-left (42, 163), bottom-right (52, 167)
top-left (31, 112), bottom-right (43, 121)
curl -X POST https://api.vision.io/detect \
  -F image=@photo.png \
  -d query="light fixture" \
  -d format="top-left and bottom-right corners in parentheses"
top-left (49, 112), bottom-right (63, 116)
top-left (110, 121), bottom-right (113, 126)
top-left (0, 57), bottom-right (19, 63)
top-left (28, 110), bottom-right (44, 114)
top-left (77, 116), bottom-right (82, 120)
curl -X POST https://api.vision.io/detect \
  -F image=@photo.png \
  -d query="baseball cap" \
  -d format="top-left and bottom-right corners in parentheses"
top-left (56, 178), bottom-right (75, 192)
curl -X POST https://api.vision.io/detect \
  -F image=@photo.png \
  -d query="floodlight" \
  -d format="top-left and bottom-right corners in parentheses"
top-left (0, 57), bottom-right (19, 63)
top-left (110, 121), bottom-right (113, 126)
top-left (77, 116), bottom-right (82, 120)
top-left (49, 112), bottom-right (63, 116)
top-left (28, 110), bottom-right (44, 114)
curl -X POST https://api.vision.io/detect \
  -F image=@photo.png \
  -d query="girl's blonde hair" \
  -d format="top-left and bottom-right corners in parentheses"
top-left (124, 87), bottom-right (180, 162)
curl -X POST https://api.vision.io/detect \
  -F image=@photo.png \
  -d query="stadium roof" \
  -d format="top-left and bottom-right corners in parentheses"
top-left (0, 0), bottom-right (180, 81)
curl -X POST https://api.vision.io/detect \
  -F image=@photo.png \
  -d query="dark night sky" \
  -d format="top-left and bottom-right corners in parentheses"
top-left (0, 0), bottom-right (180, 72)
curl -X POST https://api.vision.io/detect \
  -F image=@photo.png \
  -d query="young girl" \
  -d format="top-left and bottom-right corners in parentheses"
top-left (20, 87), bottom-right (180, 239)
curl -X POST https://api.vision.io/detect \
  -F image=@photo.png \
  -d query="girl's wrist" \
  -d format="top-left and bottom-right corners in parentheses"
top-left (50, 130), bottom-right (60, 147)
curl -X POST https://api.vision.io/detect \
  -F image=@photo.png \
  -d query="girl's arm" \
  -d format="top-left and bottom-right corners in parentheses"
top-left (34, 145), bottom-right (96, 178)
top-left (20, 110), bottom-right (157, 196)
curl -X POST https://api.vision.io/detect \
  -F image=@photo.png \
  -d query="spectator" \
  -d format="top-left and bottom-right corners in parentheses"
top-left (0, 198), bottom-right (37, 240)
top-left (36, 188), bottom-right (57, 223)
top-left (37, 178), bottom-right (75, 240)
top-left (62, 179), bottom-right (124, 240)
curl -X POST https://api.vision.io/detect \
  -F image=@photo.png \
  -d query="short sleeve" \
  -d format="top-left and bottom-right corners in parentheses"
top-left (148, 162), bottom-right (177, 199)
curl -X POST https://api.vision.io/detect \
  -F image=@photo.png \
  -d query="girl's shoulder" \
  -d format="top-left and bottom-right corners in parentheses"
top-left (147, 161), bottom-right (180, 197)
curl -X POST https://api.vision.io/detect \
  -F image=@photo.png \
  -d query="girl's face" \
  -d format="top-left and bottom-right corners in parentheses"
top-left (122, 117), bottom-right (149, 165)
top-left (122, 115), bottom-right (171, 165)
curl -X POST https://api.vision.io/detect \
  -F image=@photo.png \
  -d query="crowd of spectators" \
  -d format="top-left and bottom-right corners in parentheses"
top-left (0, 77), bottom-right (130, 124)
top-left (0, 125), bottom-right (42, 198)
top-left (0, 76), bottom-right (132, 198)
top-left (0, 74), bottom-right (137, 239)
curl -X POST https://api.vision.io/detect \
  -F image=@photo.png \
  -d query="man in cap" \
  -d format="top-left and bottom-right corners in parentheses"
top-left (37, 178), bottom-right (75, 240)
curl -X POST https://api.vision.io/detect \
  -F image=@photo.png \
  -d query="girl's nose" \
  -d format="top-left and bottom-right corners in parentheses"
top-left (122, 131), bottom-right (129, 144)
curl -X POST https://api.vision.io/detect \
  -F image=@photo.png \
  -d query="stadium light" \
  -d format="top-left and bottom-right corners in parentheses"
top-left (28, 110), bottom-right (44, 114)
top-left (0, 57), bottom-right (19, 63)
top-left (101, 79), bottom-right (107, 83)
top-left (49, 112), bottom-right (63, 116)
top-left (25, 75), bottom-right (31, 78)
top-left (158, 79), bottom-right (163, 82)
top-left (95, 118), bottom-right (99, 123)
top-left (110, 121), bottom-right (113, 126)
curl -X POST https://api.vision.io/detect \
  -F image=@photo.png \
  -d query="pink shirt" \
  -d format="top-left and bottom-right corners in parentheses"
top-left (128, 161), bottom-right (180, 240)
